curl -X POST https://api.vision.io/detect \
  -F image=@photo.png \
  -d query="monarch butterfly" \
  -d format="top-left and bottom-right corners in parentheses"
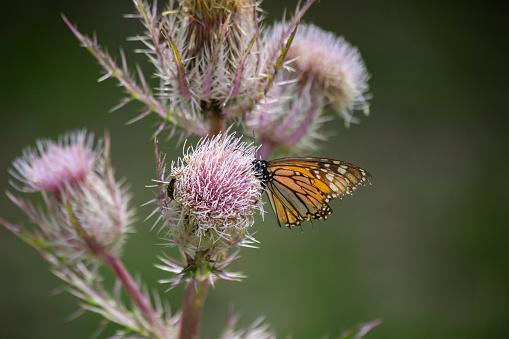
top-left (252, 157), bottom-right (371, 228)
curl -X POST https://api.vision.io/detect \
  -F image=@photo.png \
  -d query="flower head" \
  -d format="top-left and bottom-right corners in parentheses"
top-left (286, 23), bottom-right (371, 124)
top-left (10, 130), bottom-right (97, 196)
top-left (169, 133), bottom-right (263, 251)
top-left (7, 130), bottom-right (133, 260)
top-left (180, 0), bottom-right (259, 100)
top-left (152, 0), bottom-right (261, 123)
top-left (247, 23), bottom-right (371, 158)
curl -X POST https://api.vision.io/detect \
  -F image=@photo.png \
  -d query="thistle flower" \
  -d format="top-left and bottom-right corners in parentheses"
top-left (161, 133), bottom-right (263, 255)
top-left (10, 131), bottom-right (97, 196)
top-left (247, 23), bottom-right (371, 157)
top-left (6, 130), bottom-right (133, 260)
top-left (285, 24), bottom-right (371, 123)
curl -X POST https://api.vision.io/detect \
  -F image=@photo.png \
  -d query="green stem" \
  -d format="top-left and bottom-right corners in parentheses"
top-left (178, 254), bottom-right (211, 339)
top-left (66, 204), bottom-right (168, 338)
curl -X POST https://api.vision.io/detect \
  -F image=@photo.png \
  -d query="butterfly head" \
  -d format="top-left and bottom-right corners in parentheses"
top-left (251, 159), bottom-right (271, 189)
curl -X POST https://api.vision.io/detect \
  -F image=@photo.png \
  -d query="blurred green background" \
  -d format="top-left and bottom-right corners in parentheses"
top-left (1, 0), bottom-right (508, 338)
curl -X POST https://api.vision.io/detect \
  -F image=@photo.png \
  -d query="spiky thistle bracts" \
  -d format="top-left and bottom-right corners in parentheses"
top-left (64, 0), bottom-right (320, 140)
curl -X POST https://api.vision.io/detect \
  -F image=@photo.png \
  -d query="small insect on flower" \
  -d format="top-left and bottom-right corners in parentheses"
top-left (166, 177), bottom-right (176, 200)
top-left (252, 157), bottom-right (371, 229)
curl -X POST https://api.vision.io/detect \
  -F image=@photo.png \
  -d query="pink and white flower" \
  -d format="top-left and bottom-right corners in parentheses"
top-left (165, 133), bottom-right (263, 251)
top-left (7, 130), bottom-right (133, 259)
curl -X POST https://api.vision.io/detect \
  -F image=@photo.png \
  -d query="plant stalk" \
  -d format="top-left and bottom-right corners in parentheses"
top-left (75, 218), bottom-right (168, 338)
top-left (178, 266), bottom-right (210, 339)
top-left (208, 103), bottom-right (226, 136)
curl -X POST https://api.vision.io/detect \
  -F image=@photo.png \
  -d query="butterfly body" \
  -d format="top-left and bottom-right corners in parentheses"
top-left (252, 157), bottom-right (371, 228)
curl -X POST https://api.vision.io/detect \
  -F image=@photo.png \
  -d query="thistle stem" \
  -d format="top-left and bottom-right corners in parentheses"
top-left (76, 219), bottom-right (168, 338)
top-left (179, 278), bottom-right (210, 339)
top-left (208, 103), bottom-right (226, 136)
top-left (107, 255), bottom-right (168, 338)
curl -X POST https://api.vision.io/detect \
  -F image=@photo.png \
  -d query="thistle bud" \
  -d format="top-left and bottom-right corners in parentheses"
top-left (158, 0), bottom-right (260, 117)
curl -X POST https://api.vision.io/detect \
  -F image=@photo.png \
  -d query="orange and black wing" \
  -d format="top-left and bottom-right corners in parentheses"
top-left (264, 157), bottom-right (371, 228)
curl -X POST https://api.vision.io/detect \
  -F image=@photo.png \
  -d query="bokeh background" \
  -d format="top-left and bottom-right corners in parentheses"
top-left (1, 0), bottom-right (508, 338)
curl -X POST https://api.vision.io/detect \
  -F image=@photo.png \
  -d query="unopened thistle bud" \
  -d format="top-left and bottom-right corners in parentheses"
top-left (8, 130), bottom-right (133, 260)
top-left (162, 133), bottom-right (263, 254)
top-left (159, 0), bottom-right (260, 117)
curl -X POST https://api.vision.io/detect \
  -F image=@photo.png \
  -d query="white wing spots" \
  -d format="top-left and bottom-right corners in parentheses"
top-left (265, 158), bottom-right (370, 228)
top-left (330, 182), bottom-right (339, 192)
top-left (361, 175), bottom-right (368, 183)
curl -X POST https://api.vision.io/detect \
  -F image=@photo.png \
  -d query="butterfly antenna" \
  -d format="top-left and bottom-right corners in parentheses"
top-left (251, 129), bottom-right (258, 158)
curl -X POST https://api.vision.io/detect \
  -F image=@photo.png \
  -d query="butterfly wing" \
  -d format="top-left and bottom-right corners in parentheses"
top-left (264, 158), bottom-right (371, 228)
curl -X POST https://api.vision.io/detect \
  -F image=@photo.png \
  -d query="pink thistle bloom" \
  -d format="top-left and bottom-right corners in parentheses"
top-left (10, 130), bottom-right (97, 196)
top-left (286, 24), bottom-right (371, 124)
top-left (6, 130), bottom-right (134, 260)
top-left (169, 133), bottom-right (263, 251)
top-left (247, 23), bottom-right (371, 157)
